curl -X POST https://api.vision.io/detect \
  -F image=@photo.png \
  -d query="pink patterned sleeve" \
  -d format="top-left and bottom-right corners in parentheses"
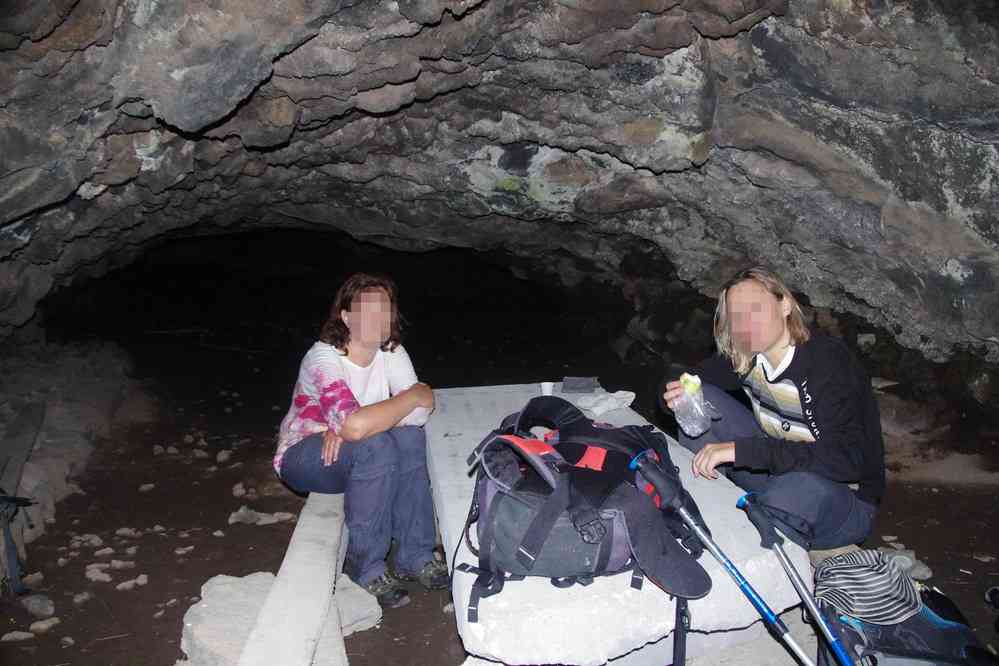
top-left (295, 373), bottom-right (360, 435)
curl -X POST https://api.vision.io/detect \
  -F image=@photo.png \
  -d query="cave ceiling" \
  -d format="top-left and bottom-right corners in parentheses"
top-left (1, 0), bottom-right (997, 361)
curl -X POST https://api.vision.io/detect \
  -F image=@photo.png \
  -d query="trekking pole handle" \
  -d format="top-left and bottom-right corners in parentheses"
top-left (628, 450), bottom-right (682, 510)
top-left (737, 493), bottom-right (783, 549)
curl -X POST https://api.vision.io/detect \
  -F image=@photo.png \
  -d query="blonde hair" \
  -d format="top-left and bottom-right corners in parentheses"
top-left (714, 267), bottom-right (811, 374)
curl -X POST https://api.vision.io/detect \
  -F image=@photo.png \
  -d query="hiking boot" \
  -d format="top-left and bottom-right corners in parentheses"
top-left (362, 573), bottom-right (411, 609)
top-left (397, 558), bottom-right (449, 591)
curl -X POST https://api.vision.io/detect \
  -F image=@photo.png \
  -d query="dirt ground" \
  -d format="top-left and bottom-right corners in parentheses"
top-left (2, 233), bottom-right (997, 665)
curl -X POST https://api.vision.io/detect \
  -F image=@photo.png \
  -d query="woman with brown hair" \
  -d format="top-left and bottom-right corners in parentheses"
top-left (662, 267), bottom-right (885, 556)
top-left (273, 273), bottom-right (445, 609)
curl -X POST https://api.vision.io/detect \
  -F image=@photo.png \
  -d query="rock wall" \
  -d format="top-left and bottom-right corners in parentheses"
top-left (0, 343), bottom-right (157, 582)
top-left (1, 0), bottom-right (997, 362)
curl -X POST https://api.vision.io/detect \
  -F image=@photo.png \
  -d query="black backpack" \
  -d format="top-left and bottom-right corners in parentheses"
top-left (457, 396), bottom-right (712, 630)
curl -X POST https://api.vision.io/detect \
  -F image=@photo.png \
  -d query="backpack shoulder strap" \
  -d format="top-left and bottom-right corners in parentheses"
top-left (505, 395), bottom-right (589, 434)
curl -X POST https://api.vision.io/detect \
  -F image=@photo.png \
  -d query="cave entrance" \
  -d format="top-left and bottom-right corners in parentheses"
top-left (38, 228), bottom-right (693, 428)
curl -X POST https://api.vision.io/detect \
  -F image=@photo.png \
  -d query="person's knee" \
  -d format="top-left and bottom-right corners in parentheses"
top-left (349, 431), bottom-right (400, 477)
top-left (700, 383), bottom-right (729, 404)
top-left (759, 471), bottom-right (835, 512)
top-left (389, 426), bottom-right (428, 468)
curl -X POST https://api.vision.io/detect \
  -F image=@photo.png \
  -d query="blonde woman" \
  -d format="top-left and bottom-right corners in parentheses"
top-left (662, 267), bottom-right (885, 553)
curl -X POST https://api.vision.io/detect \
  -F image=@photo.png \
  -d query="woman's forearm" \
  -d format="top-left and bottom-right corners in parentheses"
top-left (340, 389), bottom-right (420, 441)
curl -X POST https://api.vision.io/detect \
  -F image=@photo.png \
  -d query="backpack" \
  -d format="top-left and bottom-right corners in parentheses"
top-left (457, 396), bottom-right (712, 627)
top-left (815, 550), bottom-right (999, 666)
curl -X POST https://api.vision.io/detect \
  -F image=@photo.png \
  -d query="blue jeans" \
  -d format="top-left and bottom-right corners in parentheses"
top-left (280, 426), bottom-right (438, 585)
top-left (679, 385), bottom-right (876, 550)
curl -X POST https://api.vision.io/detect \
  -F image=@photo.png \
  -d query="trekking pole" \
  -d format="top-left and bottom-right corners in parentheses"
top-left (738, 493), bottom-right (856, 666)
top-left (628, 451), bottom-right (816, 666)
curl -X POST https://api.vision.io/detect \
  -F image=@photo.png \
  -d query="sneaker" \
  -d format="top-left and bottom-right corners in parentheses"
top-left (362, 573), bottom-right (411, 609)
top-left (397, 558), bottom-right (449, 591)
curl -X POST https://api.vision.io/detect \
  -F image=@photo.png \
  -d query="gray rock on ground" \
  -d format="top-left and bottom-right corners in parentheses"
top-left (29, 617), bottom-right (60, 634)
top-left (116, 574), bottom-right (149, 591)
top-left (879, 548), bottom-right (934, 581)
top-left (175, 570), bottom-right (380, 665)
top-left (227, 505), bottom-right (295, 526)
top-left (22, 572), bottom-right (43, 587)
top-left (176, 572), bottom-right (276, 666)
top-left (20, 594), bottom-right (54, 619)
top-left (1, 631), bottom-right (35, 642)
top-left (335, 574), bottom-right (381, 637)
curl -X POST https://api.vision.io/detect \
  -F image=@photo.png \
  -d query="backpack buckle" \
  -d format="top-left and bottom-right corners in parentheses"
top-left (572, 508), bottom-right (606, 544)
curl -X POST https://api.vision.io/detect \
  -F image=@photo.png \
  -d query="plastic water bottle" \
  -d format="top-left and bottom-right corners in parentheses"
top-left (674, 373), bottom-right (712, 438)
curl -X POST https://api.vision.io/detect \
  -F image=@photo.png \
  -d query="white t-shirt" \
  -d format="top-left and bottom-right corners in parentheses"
top-left (273, 342), bottom-right (429, 473)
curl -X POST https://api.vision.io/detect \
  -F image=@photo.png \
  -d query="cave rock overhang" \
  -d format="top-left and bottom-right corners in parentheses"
top-left (1, 0), bottom-right (998, 362)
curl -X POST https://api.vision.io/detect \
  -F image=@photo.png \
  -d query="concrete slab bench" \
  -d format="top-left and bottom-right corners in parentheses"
top-left (425, 383), bottom-right (812, 666)
top-left (237, 493), bottom-right (350, 666)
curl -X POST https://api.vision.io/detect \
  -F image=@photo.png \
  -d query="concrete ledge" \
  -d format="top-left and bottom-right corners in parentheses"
top-left (237, 493), bottom-right (348, 666)
top-left (428, 384), bottom-right (812, 665)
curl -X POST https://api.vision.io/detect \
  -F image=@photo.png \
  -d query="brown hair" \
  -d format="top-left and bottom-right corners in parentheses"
top-left (714, 266), bottom-right (811, 374)
top-left (319, 273), bottom-right (403, 352)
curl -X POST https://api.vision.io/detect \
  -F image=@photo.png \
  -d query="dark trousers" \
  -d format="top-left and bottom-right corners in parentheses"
top-left (280, 426), bottom-right (437, 585)
top-left (678, 384), bottom-right (876, 550)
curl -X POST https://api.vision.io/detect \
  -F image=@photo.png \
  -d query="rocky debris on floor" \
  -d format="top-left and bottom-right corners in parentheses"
top-left (73, 591), bottom-right (92, 605)
top-left (86, 562), bottom-right (113, 582)
top-left (139, 483), bottom-right (156, 492)
top-left (60, 636), bottom-right (75, 647)
top-left (95, 546), bottom-right (114, 557)
top-left (70, 533), bottom-right (103, 548)
top-left (176, 546), bottom-right (195, 555)
top-left (1, 631), bottom-right (35, 642)
top-left (20, 593), bottom-right (55, 618)
top-left (879, 536), bottom-right (934, 580)
top-left (154, 445), bottom-right (165, 455)
top-left (116, 574), bottom-right (149, 591)
top-left (116, 527), bottom-right (141, 538)
top-left (111, 559), bottom-right (136, 569)
top-left (227, 505), bottom-right (295, 526)
top-left (231, 481), bottom-right (261, 501)
top-left (29, 617), bottom-right (60, 634)
top-left (22, 571), bottom-right (44, 586)
top-left (1, 343), bottom-right (159, 580)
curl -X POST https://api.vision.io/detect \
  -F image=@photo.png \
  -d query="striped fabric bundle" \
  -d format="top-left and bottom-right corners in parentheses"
top-left (814, 549), bottom-right (922, 625)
